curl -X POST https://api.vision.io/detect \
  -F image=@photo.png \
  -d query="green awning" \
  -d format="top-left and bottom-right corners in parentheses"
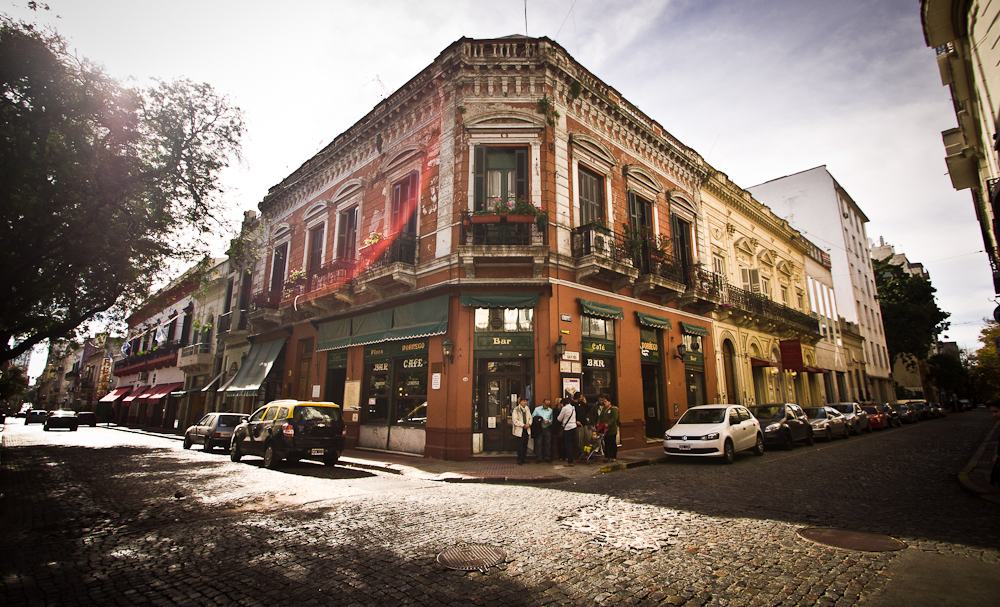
top-left (224, 337), bottom-right (287, 397)
top-left (316, 318), bottom-right (351, 352)
top-left (637, 312), bottom-right (672, 330)
top-left (460, 292), bottom-right (540, 308)
top-left (385, 295), bottom-right (449, 341)
top-left (350, 309), bottom-right (393, 346)
top-left (580, 299), bottom-right (624, 320)
top-left (680, 322), bottom-right (710, 336)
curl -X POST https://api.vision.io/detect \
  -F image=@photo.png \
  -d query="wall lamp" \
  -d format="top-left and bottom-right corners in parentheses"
top-left (675, 344), bottom-right (687, 360)
top-left (554, 335), bottom-right (567, 362)
top-left (442, 337), bottom-right (454, 364)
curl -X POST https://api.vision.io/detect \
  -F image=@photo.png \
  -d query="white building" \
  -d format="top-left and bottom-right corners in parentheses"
top-left (748, 166), bottom-right (893, 403)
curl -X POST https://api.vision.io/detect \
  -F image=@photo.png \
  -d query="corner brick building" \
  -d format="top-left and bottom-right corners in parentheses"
top-left (233, 36), bottom-right (724, 460)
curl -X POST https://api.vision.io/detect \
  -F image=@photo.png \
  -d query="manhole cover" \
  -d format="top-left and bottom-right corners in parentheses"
top-left (798, 527), bottom-right (906, 552)
top-left (437, 543), bottom-right (506, 572)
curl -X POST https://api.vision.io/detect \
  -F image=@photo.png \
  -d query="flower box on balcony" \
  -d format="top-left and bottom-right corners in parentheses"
top-left (470, 214), bottom-right (503, 224)
top-left (505, 214), bottom-right (535, 223)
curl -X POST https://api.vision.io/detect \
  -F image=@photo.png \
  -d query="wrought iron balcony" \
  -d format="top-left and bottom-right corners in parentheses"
top-left (113, 340), bottom-right (182, 374)
top-left (718, 284), bottom-right (820, 336)
top-left (217, 310), bottom-right (249, 335)
top-left (460, 213), bottom-right (547, 246)
top-left (571, 224), bottom-right (639, 290)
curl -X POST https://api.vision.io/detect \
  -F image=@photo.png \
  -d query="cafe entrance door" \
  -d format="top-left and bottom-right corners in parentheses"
top-left (476, 359), bottom-right (532, 452)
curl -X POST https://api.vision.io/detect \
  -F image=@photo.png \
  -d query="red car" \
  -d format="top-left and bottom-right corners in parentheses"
top-left (861, 405), bottom-right (891, 430)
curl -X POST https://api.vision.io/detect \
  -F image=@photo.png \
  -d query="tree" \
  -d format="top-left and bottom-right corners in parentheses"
top-left (0, 365), bottom-right (29, 404)
top-left (872, 257), bottom-right (950, 365)
top-left (0, 16), bottom-right (244, 367)
top-left (966, 320), bottom-right (1000, 403)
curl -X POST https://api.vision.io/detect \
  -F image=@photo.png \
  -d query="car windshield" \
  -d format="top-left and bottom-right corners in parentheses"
top-left (831, 405), bottom-right (853, 414)
top-left (803, 408), bottom-right (826, 419)
top-left (296, 405), bottom-right (342, 423)
top-left (218, 415), bottom-right (245, 427)
top-left (750, 406), bottom-right (784, 420)
top-left (677, 408), bottom-right (726, 425)
top-left (862, 406), bottom-right (878, 414)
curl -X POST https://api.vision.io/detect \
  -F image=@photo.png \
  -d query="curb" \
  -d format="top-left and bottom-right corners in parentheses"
top-left (956, 419), bottom-right (999, 504)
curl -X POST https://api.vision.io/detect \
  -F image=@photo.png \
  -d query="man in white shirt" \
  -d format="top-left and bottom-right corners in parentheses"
top-left (511, 397), bottom-right (532, 465)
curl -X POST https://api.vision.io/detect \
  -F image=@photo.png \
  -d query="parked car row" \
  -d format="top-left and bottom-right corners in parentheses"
top-left (20, 409), bottom-right (99, 430)
top-left (663, 399), bottom-right (943, 464)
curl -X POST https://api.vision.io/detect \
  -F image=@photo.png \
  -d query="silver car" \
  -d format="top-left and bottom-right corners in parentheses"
top-left (829, 402), bottom-right (872, 434)
top-left (183, 412), bottom-right (248, 452)
top-left (804, 406), bottom-right (850, 441)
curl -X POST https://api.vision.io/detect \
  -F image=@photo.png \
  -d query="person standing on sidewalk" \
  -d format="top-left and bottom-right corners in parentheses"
top-left (532, 399), bottom-right (554, 463)
top-left (598, 396), bottom-right (619, 462)
top-left (557, 397), bottom-right (577, 466)
top-left (511, 398), bottom-right (532, 465)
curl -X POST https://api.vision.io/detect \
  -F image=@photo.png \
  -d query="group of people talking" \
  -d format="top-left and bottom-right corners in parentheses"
top-left (511, 392), bottom-right (619, 466)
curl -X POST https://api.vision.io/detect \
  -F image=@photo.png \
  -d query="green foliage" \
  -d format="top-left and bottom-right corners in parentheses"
top-left (0, 366), bottom-right (29, 402)
top-left (0, 16), bottom-right (244, 366)
top-left (872, 257), bottom-right (950, 365)
top-left (967, 321), bottom-right (1000, 402)
top-left (536, 95), bottom-right (560, 127)
top-left (926, 353), bottom-right (966, 394)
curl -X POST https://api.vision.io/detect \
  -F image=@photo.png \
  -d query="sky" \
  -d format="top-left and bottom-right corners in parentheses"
top-left (9, 0), bottom-right (994, 379)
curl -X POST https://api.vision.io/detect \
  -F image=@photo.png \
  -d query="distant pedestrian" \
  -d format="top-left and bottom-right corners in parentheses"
top-left (511, 398), bottom-right (532, 465)
top-left (557, 397), bottom-right (577, 466)
top-left (598, 396), bottom-right (620, 462)
top-left (551, 395), bottom-right (565, 460)
top-left (532, 399), bottom-right (554, 462)
top-left (990, 401), bottom-right (1000, 487)
top-left (573, 393), bottom-right (589, 460)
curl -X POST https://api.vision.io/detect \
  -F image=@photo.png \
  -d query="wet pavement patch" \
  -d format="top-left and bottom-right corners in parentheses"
top-left (798, 527), bottom-right (906, 552)
top-left (437, 543), bottom-right (506, 572)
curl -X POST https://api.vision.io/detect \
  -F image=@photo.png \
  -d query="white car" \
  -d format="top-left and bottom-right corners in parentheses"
top-left (664, 404), bottom-right (764, 464)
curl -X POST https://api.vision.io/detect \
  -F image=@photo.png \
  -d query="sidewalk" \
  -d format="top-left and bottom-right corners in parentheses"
top-left (957, 418), bottom-right (1000, 504)
top-left (104, 423), bottom-right (667, 483)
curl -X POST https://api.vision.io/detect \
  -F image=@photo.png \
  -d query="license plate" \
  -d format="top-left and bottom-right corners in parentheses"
top-left (311, 449), bottom-right (325, 456)
top-left (679, 444), bottom-right (691, 451)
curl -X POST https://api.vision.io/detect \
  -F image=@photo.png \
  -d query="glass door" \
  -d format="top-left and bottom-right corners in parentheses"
top-left (477, 359), bottom-right (531, 452)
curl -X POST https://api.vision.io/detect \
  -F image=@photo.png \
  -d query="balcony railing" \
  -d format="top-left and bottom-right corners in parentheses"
top-left (250, 289), bottom-right (282, 311)
top-left (358, 235), bottom-right (417, 276)
top-left (113, 340), bottom-right (182, 372)
top-left (181, 343), bottom-right (212, 357)
top-left (571, 224), bottom-right (630, 263)
top-left (461, 213), bottom-right (547, 246)
top-left (217, 310), bottom-right (249, 333)
top-left (720, 284), bottom-right (819, 334)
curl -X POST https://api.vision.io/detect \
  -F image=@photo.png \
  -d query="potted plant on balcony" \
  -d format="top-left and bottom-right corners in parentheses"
top-left (506, 196), bottom-right (538, 223)
top-left (470, 199), bottom-right (506, 223)
top-left (287, 268), bottom-right (307, 285)
top-left (583, 217), bottom-right (611, 234)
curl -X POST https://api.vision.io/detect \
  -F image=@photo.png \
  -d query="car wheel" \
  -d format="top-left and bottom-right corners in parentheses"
top-left (782, 430), bottom-right (794, 450)
top-left (825, 428), bottom-right (833, 442)
top-left (323, 454), bottom-right (340, 466)
top-left (43, 424), bottom-right (49, 431)
top-left (842, 425), bottom-right (850, 439)
top-left (204, 439), bottom-right (214, 452)
top-left (230, 441), bottom-right (243, 462)
top-left (866, 422), bottom-right (873, 434)
top-left (71, 425), bottom-right (78, 431)
top-left (183, 436), bottom-right (192, 450)
top-left (263, 444), bottom-right (280, 469)
top-left (721, 439), bottom-right (735, 465)
top-left (753, 434), bottom-right (764, 456)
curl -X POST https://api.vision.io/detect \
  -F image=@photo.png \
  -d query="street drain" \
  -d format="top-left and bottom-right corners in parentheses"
top-left (798, 527), bottom-right (906, 552)
top-left (437, 543), bottom-right (506, 573)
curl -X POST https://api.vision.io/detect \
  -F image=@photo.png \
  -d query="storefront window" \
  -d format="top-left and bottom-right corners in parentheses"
top-left (367, 362), bottom-right (391, 421)
top-left (475, 308), bottom-right (533, 332)
top-left (394, 358), bottom-right (427, 425)
top-left (582, 315), bottom-right (615, 340)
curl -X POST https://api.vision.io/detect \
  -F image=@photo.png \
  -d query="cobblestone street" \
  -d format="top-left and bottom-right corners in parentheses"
top-left (2, 411), bottom-right (998, 606)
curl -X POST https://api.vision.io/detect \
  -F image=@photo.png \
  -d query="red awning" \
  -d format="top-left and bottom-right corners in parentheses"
top-left (804, 366), bottom-right (829, 373)
top-left (138, 382), bottom-right (184, 403)
top-left (750, 357), bottom-right (777, 367)
top-left (99, 387), bottom-right (133, 402)
top-left (123, 385), bottom-right (150, 402)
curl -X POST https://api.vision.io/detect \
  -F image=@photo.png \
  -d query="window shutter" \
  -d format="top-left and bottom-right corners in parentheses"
top-left (627, 190), bottom-right (637, 230)
top-left (474, 145), bottom-right (486, 211)
top-left (406, 170), bottom-right (419, 235)
top-left (337, 212), bottom-right (349, 259)
top-left (749, 269), bottom-right (761, 294)
top-left (514, 148), bottom-right (528, 202)
top-left (391, 182), bottom-right (403, 232)
top-left (740, 267), bottom-right (751, 291)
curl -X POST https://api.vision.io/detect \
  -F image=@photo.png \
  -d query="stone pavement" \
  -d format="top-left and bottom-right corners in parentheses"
top-left (97, 418), bottom-right (1000, 497)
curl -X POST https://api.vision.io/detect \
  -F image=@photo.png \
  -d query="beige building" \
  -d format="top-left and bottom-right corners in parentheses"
top-left (701, 170), bottom-right (827, 407)
top-left (922, 0), bottom-right (1000, 293)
